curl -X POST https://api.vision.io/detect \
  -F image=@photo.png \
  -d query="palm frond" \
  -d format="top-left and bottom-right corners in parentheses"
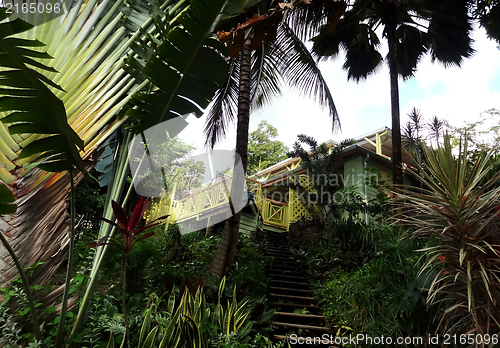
top-left (479, 1), bottom-right (500, 44)
top-left (285, 0), bottom-right (346, 42)
top-left (395, 24), bottom-right (426, 79)
top-left (204, 58), bottom-right (239, 149)
top-left (250, 44), bottom-right (282, 110)
top-left (203, 41), bottom-right (285, 149)
top-left (342, 23), bottom-right (383, 81)
top-left (272, 22), bottom-right (339, 130)
top-left (424, 0), bottom-right (474, 66)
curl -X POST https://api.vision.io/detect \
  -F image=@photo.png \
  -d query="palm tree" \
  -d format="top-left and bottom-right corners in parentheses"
top-left (402, 108), bottom-right (425, 165)
top-left (205, 3), bottom-right (340, 278)
top-left (427, 115), bottom-right (444, 148)
top-left (0, 0), bottom-right (236, 341)
top-left (287, 135), bottom-right (356, 222)
top-left (293, 0), bottom-right (474, 187)
top-left (475, 0), bottom-right (500, 43)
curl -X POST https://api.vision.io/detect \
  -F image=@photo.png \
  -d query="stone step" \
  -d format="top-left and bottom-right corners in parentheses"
top-left (272, 321), bottom-right (330, 332)
top-left (269, 302), bottom-right (321, 312)
top-left (268, 266), bottom-right (302, 272)
top-left (270, 286), bottom-right (313, 295)
top-left (268, 271), bottom-right (304, 278)
top-left (272, 255), bottom-right (296, 260)
top-left (271, 257), bottom-right (297, 263)
top-left (275, 312), bottom-right (327, 326)
top-left (270, 279), bottom-right (309, 287)
top-left (270, 293), bottom-right (316, 305)
top-left (268, 274), bottom-right (306, 281)
top-left (267, 248), bottom-right (292, 254)
top-left (272, 261), bottom-right (298, 267)
top-left (267, 252), bottom-right (294, 258)
top-left (265, 231), bottom-right (331, 345)
top-left (275, 312), bottom-right (326, 320)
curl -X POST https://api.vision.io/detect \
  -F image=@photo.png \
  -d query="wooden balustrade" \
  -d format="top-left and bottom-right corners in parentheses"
top-left (146, 176), bottom-right (301, 231)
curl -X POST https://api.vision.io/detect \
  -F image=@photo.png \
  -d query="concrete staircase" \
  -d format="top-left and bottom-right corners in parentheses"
top-left (264, 231), bottom-right (333, 347)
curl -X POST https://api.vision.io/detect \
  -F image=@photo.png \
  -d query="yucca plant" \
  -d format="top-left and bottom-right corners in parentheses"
top-left (397, 135), bottom-right (500, 335)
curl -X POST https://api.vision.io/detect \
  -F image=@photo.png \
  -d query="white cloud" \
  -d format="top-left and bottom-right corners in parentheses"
top-left (401, 26), bottom-right (500, 129)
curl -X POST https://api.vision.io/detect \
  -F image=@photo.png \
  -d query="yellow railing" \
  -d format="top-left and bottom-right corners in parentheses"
top-left (145, 174), bottom-right (318, 232)
top-left (260, 198), bottom-right (290, 230)
top-left (146, 176), bottom-right (259, 226)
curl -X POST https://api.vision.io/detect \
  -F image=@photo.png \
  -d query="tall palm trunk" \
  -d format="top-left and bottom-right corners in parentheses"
top-left (208, 34), bottom-right (252, 279)
top-left (386, 25), bottom-right (403, 188)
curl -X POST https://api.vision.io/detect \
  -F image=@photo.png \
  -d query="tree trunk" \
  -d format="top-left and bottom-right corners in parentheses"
top-left (208, 33), bottom-right (252, 279)
top-left (386, 26), bottom-right (403, 189)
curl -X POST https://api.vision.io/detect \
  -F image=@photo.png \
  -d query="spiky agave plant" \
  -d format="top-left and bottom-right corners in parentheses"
top-left (397, 135), bottom-right (500, 335)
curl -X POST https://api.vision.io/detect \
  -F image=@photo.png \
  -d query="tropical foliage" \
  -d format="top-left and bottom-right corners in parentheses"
top-left (0, 0), bottom-right (170, 291)
top-left (247, 121), bottom-right (288, 175)
top-left (0, 0), bottom-right (238, 345)
top-left (398, 136), bottom-right (500, 335)
top-left (306, 225), bottom-right (430, 340)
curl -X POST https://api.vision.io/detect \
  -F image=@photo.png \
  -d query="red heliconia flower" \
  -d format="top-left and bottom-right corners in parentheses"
top-left (89, 197), bottom-right (168, 254)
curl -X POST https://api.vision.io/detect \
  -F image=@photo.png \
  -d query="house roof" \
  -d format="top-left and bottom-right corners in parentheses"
top-left (259, 144), bottom-right (393, 187)
top-left (250, 157), bottom-right (300, 178)
top-left (250, 127), bottom-right (415, 184)
top-left (355, 127), bottom-right (415, 164)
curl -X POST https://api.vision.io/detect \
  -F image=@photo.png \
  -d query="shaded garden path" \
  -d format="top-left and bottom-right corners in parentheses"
top-left (264, 231), bottom-right (333, 347)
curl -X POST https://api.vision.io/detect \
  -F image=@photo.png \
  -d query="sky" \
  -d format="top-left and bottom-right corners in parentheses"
top-left (178, 25), bottom-right (500, 154)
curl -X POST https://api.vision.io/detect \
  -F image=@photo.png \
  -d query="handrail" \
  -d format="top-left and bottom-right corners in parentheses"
top-left (245, 177), bottom-right (261, 184)
top-left (264, 197), bottom-right (288, 206)
top-left (147, 174), bottom-right (295, 231)
top-left (175, 176), bottom-right (233, 203)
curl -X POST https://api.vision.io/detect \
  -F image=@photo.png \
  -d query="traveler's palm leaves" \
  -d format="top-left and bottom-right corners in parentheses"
top-left (0, 0), bottom-right (187, 288)
top-left (125, 0), bottom-right (230, 133)
top-left (0, 9), bottom-right (86, 176)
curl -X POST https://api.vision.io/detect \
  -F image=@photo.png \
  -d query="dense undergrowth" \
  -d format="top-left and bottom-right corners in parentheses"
top-left (292, 219), bottom-right (437, 345)
top-left (1, 179), bottom-right (280, 347)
